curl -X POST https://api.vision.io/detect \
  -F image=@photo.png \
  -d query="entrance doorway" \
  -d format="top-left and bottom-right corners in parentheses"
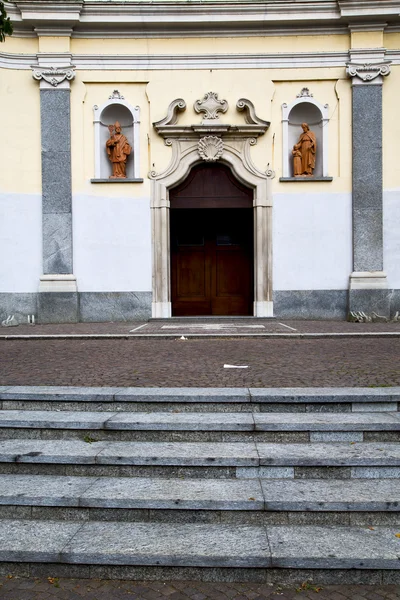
top-left (170, 163), bottom-right (253, 316)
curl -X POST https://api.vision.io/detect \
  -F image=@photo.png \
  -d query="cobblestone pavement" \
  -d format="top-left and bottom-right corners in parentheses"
top-left (0, 577), bottom-right (399, 600)
top-left (0, 336), bottom-right (399, 387)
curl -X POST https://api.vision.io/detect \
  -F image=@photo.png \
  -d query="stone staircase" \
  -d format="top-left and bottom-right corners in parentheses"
top-left (0, 385), bottom-right (399, 586)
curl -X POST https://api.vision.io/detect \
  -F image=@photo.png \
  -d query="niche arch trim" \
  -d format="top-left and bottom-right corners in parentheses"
top-left (93, 92), bottom-right (141, 181)
top-left (281, 91), bottom-right (330, 179)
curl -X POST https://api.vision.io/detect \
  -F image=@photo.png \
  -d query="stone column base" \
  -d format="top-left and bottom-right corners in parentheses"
top-left (152, 301), bottom-right (171, 318)
top-left (348, 271), bottom-right (390, 318)
top-left (38, 275), bottom-right (78, 323)
top-left (253, 301), bottom-right (274, 317)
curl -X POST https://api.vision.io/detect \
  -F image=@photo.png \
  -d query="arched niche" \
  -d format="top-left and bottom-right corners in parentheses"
top-left (93, 92), bottom-right (140, 181)
top-left (282, 91), bottom-right (329, 179)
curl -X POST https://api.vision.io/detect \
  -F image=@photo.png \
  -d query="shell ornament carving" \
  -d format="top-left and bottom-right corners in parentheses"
top-left (198, 136), bottom-right (224, 162)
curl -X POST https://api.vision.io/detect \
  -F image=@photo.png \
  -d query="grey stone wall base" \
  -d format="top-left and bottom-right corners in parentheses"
top-left (273, 290), bottom-right (348, 320)
top-left (2, 290), bottom-right (400, 323)
top-left (349, 289), bottom-right (390, 319)
top-left (0, 294), bottom-right (37, 325)
top-left (38, 293), bottom-right (79, 324)
top-left (80, 292), bottom-right (152, 322)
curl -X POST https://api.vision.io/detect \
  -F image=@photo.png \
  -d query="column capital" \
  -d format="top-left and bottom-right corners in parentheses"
top-left (31, 63), bottom-right (75, 90)
top-left (346, 60), bottom-right (391, 85)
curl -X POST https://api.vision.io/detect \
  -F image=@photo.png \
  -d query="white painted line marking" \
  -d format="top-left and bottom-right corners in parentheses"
top-left (129, 323), bottom-right (148, 333)
top-left (278, 322), bottom-right (297, 332)
top-left (162, 324), bottom-right (265, 330)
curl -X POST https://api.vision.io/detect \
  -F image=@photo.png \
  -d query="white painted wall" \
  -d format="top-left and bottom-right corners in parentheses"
top-left (73, 194), bottom-right (152, 291)
top-left (273, 191), bottom-right (352, 290)
top-left (0, 193), bottom-right (42, 292)
top-left (383, 189), bottom-right (400, 289)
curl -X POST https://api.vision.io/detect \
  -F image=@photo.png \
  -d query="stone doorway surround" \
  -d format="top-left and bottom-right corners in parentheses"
top-left (149, 93), bottom-right (275, 318)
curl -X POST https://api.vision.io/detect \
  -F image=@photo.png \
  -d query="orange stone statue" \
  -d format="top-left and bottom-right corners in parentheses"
top-left (292, 122), bottom-right (316, 177)
top-left (106, 121), bottom-right (131, 179)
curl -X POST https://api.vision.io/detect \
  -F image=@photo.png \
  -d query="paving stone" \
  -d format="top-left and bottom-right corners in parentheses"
top-left (61, 522), bottom-right (270, 567)
top-left (260, 479), bottom-right (400, 511)
top-left (0, 410), bottom-right (115, 429)
top-left (0, 519), bottom-right (83, 562)
top-left (0, 386), bottom-right (119, 401)
top-left (96, 442), bottom-right (259, 466)
top-left (267, 526), bottom-right (400, 569)
top-left (254, 413), bottom-right (399, 431)
top-left (106, 412), bottom-right (254, 431)
top-left (256, 442), bottom-right (400, 467)
top-left (0, 440), bottom-right (107, 464)
top-left (80, 477), bottom-right (264, 510)
top-left (115, 389), bottom-right (250, 403)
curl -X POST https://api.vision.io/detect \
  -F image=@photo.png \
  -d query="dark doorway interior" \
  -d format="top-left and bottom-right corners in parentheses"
top-left (170, 163), bottom-right (253, 316)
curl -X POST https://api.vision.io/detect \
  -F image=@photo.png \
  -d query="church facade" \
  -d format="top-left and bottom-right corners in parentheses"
top-left (1, 0), bottom-right (400, 322)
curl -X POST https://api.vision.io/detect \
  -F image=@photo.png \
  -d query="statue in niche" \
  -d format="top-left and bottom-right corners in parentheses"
top-left (106, 121), bottom-right (131, 178)
top-left (292, 122), bottom-right (316, 177)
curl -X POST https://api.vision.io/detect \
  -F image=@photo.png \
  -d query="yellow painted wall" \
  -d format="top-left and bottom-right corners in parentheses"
top-left (351, 30), bottom-right (383, 49)
top-left (1, 35), bottom-right (38, 53)
top-left (71, 34), bottom-right (349, 56)
top-left (383, 65), bottom-right (400, 189)
top-left (0, 69), bottom-right (41, 193)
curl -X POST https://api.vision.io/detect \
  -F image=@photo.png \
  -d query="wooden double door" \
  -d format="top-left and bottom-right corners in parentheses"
top-left (170, 163), bottom-right (254, 316)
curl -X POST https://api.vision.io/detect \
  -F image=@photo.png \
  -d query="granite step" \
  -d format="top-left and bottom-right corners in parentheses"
top-left (0, 519), bottom-right (400, 572)
top-left (1, 474), bottom-right (399, 513)
top-left (0, 440), bottom-right (400, 474)
top-left (1, 386), bottom-right (399, 414)
top-left (0, 410), bottom-right (399, 443)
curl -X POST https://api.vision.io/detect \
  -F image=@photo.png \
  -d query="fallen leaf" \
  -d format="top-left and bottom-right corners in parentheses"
top-left (395, 533), bottom-right (400, 538)
top-left (368, 526), bottom-right (375, 530)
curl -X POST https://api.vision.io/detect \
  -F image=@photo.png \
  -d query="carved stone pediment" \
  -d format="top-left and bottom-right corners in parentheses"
top-left (198, 136), bottom-right (223, 162)
top-left (194, 92), bottom-right (228, 122)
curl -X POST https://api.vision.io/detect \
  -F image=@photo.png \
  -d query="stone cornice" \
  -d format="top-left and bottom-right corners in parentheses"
top-left (5, 0), bottom-right (400, 37)
top-left (3, 50), bottom-right (400, 71)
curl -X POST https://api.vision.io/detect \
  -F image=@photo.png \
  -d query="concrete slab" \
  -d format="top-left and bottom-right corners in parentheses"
top-left (268, 526), bottom-right (400, 569)
top-left (0, 475), bottom-right (95, 506)
top-left (254, 413), bottom-right (400, 430)
top-left (61, 522), bottom-right (270, 567)
top-left (97, 442), bottom-right (259, 466)
top-left (0, 519), bottom-right (83, 562)
top-left (256, 442), bottom-right (400, 467)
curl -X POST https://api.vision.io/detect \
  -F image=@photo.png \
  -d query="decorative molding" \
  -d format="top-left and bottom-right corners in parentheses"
top-left (194, 92), bottom-right (228, 121)
top-left (109, 89), bottom-right (124, 100)
top-left (346, 61), bottom-right (391, 83)
top-left (31, 64), bottom-right (75, 88)
top-left (198, 136), bottom-right (224, 162)
top-left (153, 99), bottom-right (186, 129)
top-left (236, 98), bottom-right (270, 128)
top-left (4, 50), bottom-right (400, 71)
top-left (8, 1), bottom-right (400, 38)
top-left (297, 87), bottom-right (313, 98)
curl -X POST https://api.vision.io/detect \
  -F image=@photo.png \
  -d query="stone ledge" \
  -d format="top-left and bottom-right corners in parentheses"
top-left (90, 179), bottom-right (144, 183)
top-left (279, 177), bottom-right (333, 182)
